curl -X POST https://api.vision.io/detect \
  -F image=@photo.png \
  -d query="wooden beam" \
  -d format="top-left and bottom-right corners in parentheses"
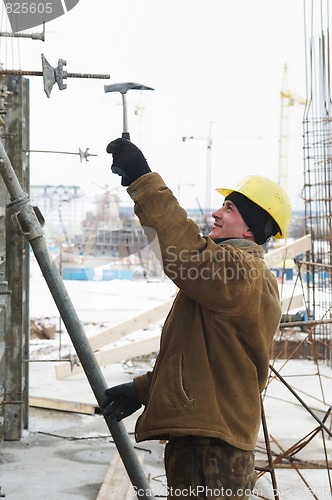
top-left (280, 294), bottom-right (304, 313)
top-left (56, 333), bottom-right (161, 380)
top-left (264, 235), bottom-right (311, 268)
top-left (29, 396), bottom-right (98, 415)
top-left (97, 452), bottom-right (144, 500)
top-left (55, 300), bottom-right (172, 380)
top-left (89, 300), bottom-right (172, 351)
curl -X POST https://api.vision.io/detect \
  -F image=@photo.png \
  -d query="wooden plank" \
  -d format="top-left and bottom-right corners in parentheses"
top-left (264, 234), bottom-right (311, 268)
top-left (55, 288), bottom-right (305, 381)
top-left (96, 452), bottom-right (142, 500)
top-left (280, 294), bottom-right (304, 313)
top-left (56, 333), bottom-right (161, 380)
top-left (89, 300), bottom-right (172, 351)
top-left (29, 396), bottom-right (97, 415)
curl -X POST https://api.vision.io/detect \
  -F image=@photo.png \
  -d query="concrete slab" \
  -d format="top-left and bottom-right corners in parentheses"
top-left (0, 407), bottom-right (166, 500)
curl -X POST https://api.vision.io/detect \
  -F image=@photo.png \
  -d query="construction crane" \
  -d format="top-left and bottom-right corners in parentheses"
top-left (279, 64), bottom-right (307, 192)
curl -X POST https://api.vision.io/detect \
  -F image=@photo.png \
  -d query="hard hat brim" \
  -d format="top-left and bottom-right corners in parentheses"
top-left (216, 180), bottom-right (291, 239)
top-left (216, 187), bottom-right (233, 197)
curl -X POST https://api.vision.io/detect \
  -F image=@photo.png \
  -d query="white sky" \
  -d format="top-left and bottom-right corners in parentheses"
top-left (1, 0), bottom-right (311, 211)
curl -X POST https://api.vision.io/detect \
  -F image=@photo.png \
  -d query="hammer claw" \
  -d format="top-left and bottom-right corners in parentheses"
top-left (104, 82), bottom-right (154, 94)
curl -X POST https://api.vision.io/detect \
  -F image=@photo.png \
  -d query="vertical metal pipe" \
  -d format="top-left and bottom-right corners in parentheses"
top-left (0, 140), bottom-right (154, 499)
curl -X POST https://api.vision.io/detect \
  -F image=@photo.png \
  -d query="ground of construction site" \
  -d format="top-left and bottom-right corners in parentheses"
top-left (0, 259), bottom-right (331, 499)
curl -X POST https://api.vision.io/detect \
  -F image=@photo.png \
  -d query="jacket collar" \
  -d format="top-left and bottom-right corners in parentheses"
top-left (214, 238), bottom-right (265, 258)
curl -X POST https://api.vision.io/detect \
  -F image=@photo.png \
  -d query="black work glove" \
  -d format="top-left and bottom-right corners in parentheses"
top-left (101, 382), bottom-right (142, 421)
top-left (106, 138), bottom-right (151, 186)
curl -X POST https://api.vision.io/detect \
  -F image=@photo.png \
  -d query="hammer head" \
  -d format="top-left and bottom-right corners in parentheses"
top-left (104, 82), bottom-right (154, 94)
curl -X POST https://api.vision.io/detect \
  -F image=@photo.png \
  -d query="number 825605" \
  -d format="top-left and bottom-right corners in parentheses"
top-left (5, 3), bottom-right (53, 14)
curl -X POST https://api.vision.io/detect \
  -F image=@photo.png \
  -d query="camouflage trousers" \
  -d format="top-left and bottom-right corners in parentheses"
top-left (164, 437), bottom-right (256, 499)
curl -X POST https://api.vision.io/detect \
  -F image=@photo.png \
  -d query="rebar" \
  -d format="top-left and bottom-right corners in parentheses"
top-left (0, 31), bottom-right (44, 41)
top-left (0, 69), bottom-right (110, 79)
top-left (269, 364), bottom-right (332, 438)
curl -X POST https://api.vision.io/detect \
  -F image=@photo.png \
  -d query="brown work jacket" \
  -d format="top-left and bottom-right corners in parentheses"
top-left (128, 173), bottom-right (281, 451)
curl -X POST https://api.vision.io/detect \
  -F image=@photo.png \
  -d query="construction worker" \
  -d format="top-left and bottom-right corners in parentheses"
top-left (102, 138), bottom-right (292, 500)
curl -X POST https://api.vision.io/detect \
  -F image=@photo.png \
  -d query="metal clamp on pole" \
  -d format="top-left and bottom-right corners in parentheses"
top-left (7, 198), bottom-right (45, 241)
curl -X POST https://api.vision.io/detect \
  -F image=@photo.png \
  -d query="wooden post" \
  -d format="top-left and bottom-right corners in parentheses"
top-left (3, 75), bottom-right (30, 440)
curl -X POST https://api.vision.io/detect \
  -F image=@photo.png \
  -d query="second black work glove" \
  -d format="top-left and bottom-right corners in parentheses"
top-left (101, 382), bottom-right (142, 422)
top-left (106, 138), bottom-right (151, 186)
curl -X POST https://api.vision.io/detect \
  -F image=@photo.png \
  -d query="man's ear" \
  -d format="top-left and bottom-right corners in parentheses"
top-left (243, 228), bottom-right (255, 240)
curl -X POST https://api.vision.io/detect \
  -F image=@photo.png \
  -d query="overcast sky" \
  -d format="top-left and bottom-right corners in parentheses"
top-left (1, 0), bottom-right (311, 211)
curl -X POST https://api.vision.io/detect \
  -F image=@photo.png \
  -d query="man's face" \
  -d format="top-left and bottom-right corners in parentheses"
top-left (208, 199), bottom-right (252, 241)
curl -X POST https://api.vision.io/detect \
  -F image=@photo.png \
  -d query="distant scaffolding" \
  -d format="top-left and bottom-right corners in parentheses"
top-left (303, 0), bottom-right (332, 365)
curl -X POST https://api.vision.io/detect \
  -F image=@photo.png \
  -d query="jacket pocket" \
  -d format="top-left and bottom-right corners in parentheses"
top-left (170, 353), bottom-right (195, 409)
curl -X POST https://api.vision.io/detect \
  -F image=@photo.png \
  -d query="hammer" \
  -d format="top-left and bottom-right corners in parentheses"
top-left (104, 82), bottom-right (154, 140)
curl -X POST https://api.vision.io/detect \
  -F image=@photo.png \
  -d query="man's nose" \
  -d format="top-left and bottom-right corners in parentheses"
top-left (212, 207), bottom-right (223, 218)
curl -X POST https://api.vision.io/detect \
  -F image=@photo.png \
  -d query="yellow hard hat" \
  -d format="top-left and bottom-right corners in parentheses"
top-left (216, 175), bottom-right (292, 239)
